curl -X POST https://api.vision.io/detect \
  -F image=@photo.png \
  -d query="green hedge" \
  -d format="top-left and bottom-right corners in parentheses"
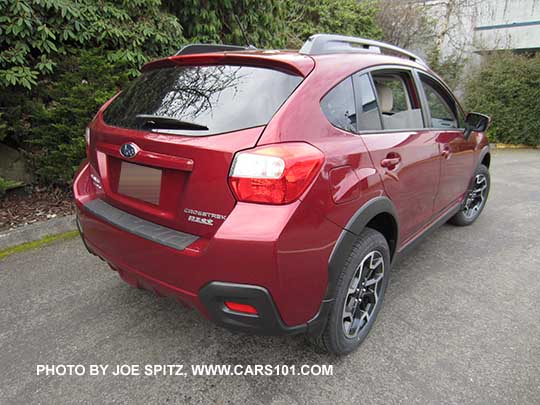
top-left (0, 49), bottom-right (131, 185)
top-left (464, 52), bottom-right (540, 146)
top-left (0, 0), bottom-right (379, 186)
top-left (0, 0), bottom-right (183, 89)
top-left (285, 0), bottom-right (381, 47)
top-left (164, 0), bottom-right (287, 48)
top-left (18, 50), bottom-right (130, 185)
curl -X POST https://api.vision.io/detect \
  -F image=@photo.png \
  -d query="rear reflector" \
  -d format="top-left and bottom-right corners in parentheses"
top-left (224, 301), bottom-right (258, 315)
top-left (229, 142), bottom-right (324, 204)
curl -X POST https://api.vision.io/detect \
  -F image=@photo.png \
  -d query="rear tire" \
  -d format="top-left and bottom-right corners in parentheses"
top-left (449, 164), bottom-right (490, 226)
top-left (309, 228), bottom-right (390, 355)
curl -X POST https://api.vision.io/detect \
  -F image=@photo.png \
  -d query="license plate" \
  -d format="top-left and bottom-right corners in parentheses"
top-left (118, 161), bottom-right (162, 205)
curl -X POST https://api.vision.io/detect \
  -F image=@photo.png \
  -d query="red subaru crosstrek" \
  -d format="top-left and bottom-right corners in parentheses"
top-left (74, 34), bottom-right (491, 354)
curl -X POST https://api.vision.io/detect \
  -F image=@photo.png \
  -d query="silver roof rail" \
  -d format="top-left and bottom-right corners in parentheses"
top-left (299, 34), bottom-right (428, 67)
top-left (176, 44), bottom-right (255, 56)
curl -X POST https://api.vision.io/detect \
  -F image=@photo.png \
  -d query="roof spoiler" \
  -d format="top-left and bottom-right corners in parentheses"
top-left (142, 53), bottom-right (314, 77)
top-left (299, 34), bottom-right (428, 68)
top-left (175, 44), bottom-right (256, 56)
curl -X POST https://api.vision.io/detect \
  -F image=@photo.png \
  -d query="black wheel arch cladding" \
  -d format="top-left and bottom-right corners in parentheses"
top-left (326, 196), bottom-right (399, 302)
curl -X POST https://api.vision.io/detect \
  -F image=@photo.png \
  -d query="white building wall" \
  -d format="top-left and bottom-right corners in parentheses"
top-left (474, 0), bottom-right (540, 51)
top-left (425, 0), bottom-right (540, 57)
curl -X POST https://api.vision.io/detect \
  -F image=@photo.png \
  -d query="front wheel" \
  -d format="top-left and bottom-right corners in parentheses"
top-left (309, 228), bottom-right (390, 355)
top-left (449, 164), bottom-right (490, 226)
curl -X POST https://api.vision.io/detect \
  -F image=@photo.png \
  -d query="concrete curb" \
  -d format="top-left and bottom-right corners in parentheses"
top-left (492, 143), bottom-right (539, 150)
top-left (0, 214), bottom-right (76, 251)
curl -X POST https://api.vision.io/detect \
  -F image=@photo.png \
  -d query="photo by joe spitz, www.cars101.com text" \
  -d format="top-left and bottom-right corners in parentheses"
top-left (74, 34), bottom-right (491, 355)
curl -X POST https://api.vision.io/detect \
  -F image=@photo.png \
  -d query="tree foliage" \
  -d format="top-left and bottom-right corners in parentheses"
top-left (0, 0), bottom-right (381, 186)
top-left (465, 52), bottom-right (540, 146)
top-left (0, 0), bottom-right (184, 89)
top-left (285, 0), bottom-right (381, 48)
top-left (374, 0), bottom-right (435, 50)
top-left (164, 0), bottom-right (287, 48)
top-left (2, 50), bottom-right (131, 184)
top-left (426, 47), bottom-right (466, 91)
top-left (372, 0), bottom-right (467, 91)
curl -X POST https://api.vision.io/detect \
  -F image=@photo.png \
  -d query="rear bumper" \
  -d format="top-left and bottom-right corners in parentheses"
top-left (74, 162), bottom-right (339, 334)
top-left (77, 209), bottom-right (329, 335)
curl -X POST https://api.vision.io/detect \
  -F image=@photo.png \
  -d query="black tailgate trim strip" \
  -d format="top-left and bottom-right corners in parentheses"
top-left (84, 199), bottom-right (198, 251)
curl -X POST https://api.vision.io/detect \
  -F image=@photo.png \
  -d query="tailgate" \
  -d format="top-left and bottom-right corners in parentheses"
top-left (88, 120), bottom-right (264, 239)
top-left (85, 62), bottom-right (307, 239)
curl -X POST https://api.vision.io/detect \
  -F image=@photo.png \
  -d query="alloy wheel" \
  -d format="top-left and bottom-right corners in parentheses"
top-left (342, 250), bottom-right (385, 338)
top-left (463, 174), bottom-right (488, 219)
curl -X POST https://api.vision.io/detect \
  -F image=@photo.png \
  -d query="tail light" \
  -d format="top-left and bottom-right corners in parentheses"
top-left (229, 142), bottom-right (324, 204)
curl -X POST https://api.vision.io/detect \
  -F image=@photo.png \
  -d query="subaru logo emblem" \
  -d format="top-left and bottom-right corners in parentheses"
top-left (120, 143), bottom-right (138, 159)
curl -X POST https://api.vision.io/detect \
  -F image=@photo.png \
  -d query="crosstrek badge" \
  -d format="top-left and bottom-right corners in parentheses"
top-left (184, 208), bottom-right (227, 226)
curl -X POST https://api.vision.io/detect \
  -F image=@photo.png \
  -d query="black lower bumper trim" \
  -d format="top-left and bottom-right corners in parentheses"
top-left (199, 282), bottom-right (310, 336)
top-left (83, 199), bottom-right (198, 251)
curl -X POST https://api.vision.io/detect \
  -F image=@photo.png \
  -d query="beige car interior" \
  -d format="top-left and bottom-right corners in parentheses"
top-left (374, 77), bottom-right (423, 130)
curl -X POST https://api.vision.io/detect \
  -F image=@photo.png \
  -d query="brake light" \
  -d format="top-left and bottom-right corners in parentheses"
top-left (224, 301), bottom-right (258, 315)
top-left (229, 143), bottom-right (324, 204)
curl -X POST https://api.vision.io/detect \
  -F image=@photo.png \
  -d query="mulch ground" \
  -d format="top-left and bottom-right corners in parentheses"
top-left (0, 188), bottom-right (74, 232)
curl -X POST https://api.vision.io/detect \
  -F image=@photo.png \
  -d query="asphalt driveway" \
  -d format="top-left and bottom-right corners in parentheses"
top-left (1, 149), bottom-right (539, 404)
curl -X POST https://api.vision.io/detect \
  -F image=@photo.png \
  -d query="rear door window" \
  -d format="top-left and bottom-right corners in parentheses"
top-left (372, 71), bottom-right (424, 130)
top-left (102, 65), bottom-right (303, 136)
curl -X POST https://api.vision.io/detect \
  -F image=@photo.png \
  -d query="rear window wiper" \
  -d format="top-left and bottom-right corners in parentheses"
top-left (135, 114), bottom-right (209, 131)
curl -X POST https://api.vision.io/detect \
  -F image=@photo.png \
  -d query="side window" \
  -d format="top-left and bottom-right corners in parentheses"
top-left (321, 77), bottom-right (357, 133)
top-left (352, 73), bottom-right (382, 131)
top-left (372, 72), bottom-right (423, 130)
top-left (420, 75), bottom-right (461, 129)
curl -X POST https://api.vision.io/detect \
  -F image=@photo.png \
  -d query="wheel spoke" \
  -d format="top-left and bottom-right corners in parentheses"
top-left (476, 184), bottom-right (487, 193)
top-left (359, 309), bottom-right (370, 325)
top-left (347, 268), bottom-right (362, 294)
top-left (373, 285), bottom-right (379, 303)
top-left (343, 319), bottom-right (352, 335)
top-left (364, 272), bottom-right (383, 287)
top-left (369, 254), bottom-right (383, 270)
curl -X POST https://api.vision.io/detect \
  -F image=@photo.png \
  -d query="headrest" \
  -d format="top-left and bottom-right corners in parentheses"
top-left (376, 83), bottom-right (393, 113)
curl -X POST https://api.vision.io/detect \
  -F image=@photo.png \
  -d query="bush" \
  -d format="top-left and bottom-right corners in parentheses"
top-left (426, 47), bottom-right (466, 91)
top-left (0, 0), bottom-right (184, 88)
top-left (0, 0), bottom-right (382, 186)
top-left (285, 0), bottom-right (381, 48)
top-left (0, 50), bottom-right (131, 185)
top-left (0, 0), bottom-right (184, 185)
top-left (464, 52), bottom-right (540, 146)
top-left (164, 0), bottom-right (287, 48)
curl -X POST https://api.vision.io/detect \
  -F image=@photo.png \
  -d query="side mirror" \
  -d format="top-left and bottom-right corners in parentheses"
top-left (464, 112), bottom-right (491, 138)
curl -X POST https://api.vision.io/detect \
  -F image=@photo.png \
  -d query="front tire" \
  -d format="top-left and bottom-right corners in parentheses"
top-left (310, 228), bottom-right (390, 355)
top-left (449, 164), bottom-right (490, 226)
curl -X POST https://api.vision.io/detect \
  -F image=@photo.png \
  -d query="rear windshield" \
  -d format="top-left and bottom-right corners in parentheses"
top-left (102, 65), bottom-right (303, 136)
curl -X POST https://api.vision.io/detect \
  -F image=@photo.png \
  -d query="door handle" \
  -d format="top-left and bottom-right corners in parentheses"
top-left (442, 147), bottom-right (451, 159)
top-left (381, 156), bottom-right (401, 169)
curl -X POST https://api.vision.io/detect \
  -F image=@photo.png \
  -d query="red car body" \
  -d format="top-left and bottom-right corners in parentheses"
top-left (74, 44), bottom-right (490, 335)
